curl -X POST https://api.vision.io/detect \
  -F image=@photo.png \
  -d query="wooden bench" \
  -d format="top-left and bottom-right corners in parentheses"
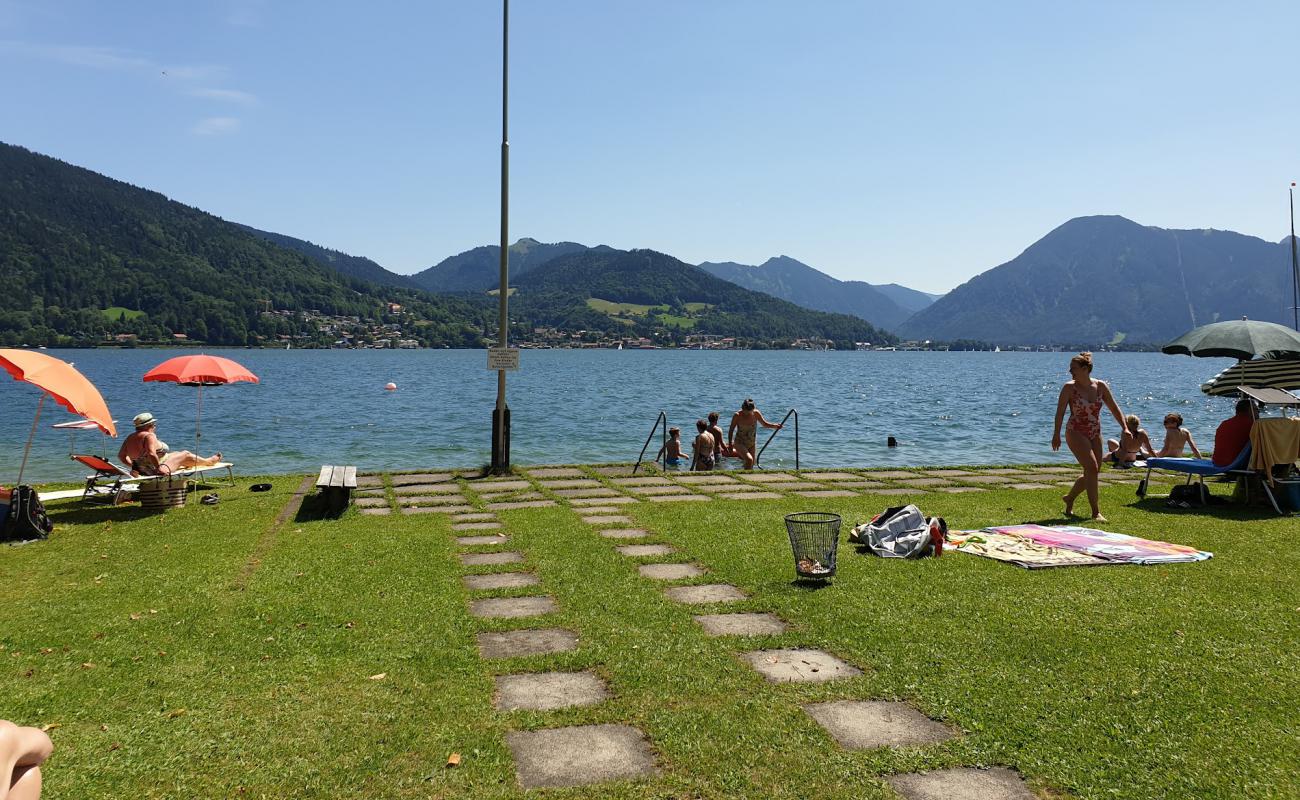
top-left (316, 465), bottom-right (358, 515)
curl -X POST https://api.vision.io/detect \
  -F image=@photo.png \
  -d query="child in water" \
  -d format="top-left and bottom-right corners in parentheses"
top-left (1153, 412), bottom-right (1202, 458)
top-left (657, 427), bottom-right (689, 469)
top-left (1106, 414), bottom-right (1156, 467)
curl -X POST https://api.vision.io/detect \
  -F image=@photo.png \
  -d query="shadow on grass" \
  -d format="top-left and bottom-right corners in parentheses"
top-left (46, 503), bottom-right (164, 525)
top-left (294, 492), bottom-right (345, 522)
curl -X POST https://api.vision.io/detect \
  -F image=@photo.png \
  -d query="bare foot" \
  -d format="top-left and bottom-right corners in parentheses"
top-left (1062, 494), bottom-right (1076, 516)
top-left (1091, 514), bottom-right (1107, 523)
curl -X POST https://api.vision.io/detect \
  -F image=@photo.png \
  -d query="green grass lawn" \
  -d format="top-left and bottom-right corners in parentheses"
top-left (2, 471), bottom-right (1297, 798)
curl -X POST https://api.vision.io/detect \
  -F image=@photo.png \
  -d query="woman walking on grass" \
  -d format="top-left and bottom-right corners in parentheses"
top-left (1051, 352), bottom-right (1129, 521)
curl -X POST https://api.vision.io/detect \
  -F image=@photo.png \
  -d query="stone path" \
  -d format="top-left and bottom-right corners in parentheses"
top-left (371, 462), bottom-right (1155, 793)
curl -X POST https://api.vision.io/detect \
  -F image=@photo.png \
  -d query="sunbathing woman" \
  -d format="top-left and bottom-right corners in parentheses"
top-left (1154, 412), bottom-right (1202, 458)
top-left (1106, 414), bottom-right (1156, 467)
top-left (1051, 352), bottom-right (1129, 521)
top-left (118, 412), bottom-right (222, 477)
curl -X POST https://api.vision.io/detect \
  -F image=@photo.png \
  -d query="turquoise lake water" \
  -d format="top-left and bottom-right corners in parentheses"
top-left (0, 349), bottom-right (1243, 483)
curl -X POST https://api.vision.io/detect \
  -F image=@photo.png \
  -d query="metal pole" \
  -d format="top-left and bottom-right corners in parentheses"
top-left (490, 0), bottom-right (511, 473)
top-left (16, 393), bottom-right (45, 486)
top-left (1290, 183), bottom-right (1298, 331)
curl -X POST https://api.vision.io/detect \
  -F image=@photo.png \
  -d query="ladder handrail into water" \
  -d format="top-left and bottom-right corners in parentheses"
top-left (632, 411), bottom-right (669, 475)
top-left (754, 408), bottom-right (798, 470)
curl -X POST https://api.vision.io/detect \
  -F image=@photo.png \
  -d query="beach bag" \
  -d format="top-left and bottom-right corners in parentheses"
top-left (851, 504), bottom-right (936, 558)
top-left (1167, 483), bottom-right (1209, 508)
top-left (2, 486), bottom-right (53, 542)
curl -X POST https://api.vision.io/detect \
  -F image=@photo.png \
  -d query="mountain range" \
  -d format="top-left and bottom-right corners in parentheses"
top-left (897, 215), bottom-right (1298, 345)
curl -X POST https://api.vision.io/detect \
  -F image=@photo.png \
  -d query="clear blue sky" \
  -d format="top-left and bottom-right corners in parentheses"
top-left (3, 1), bottom-right (1298, 293)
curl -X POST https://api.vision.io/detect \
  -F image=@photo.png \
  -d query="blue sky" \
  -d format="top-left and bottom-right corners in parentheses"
top-left (2, 1), bottom-right (1298, 293)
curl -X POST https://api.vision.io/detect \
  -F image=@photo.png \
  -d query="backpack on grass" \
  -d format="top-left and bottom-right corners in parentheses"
top-left (2, 486), bottom-right (53, 542)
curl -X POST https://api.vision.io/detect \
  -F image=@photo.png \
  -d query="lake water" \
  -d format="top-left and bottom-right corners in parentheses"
top-left (0, 349), bottom-right (1244, 483)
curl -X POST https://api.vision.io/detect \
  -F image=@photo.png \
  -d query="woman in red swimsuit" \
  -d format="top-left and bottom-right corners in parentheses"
top-left (1051, 352), bottom-right (1129, 521)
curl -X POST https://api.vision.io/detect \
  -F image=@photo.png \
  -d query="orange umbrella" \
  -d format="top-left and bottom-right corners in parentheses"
top-left (1, 349), bottom-right (117, 485)
top-left (143, 354), bottom-right (259, 451)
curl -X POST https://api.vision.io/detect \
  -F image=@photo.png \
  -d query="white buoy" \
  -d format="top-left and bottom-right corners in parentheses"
top-left (384, 382), bottom-right (397, 391)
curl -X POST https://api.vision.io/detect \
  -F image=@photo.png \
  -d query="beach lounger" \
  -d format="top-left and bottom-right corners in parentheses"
top-left (1142, 444), bottom-right (1287, 514)
top-left (72, 454), bottom-right (235, 503)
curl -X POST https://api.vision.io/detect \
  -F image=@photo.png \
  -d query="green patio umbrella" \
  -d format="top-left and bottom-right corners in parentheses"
top-left (1162, 318), bottom-right (1300, 361)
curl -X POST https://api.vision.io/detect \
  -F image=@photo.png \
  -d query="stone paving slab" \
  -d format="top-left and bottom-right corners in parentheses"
top-left (352, 486), bottom-right (386, 495)
top-left (469, 480), bottom-right (532, 492)
top-left (866, 470), bottom-right (921, 479)
top-left (664, 584), bottom-right (748, 604)
top-left (574, 506), bottom-right (620, 514)
top-left (874, 488), bottom-right (921, 496)
top-left (355, 475), bottom-right (384, 487)
top-left (740, 648), bottom-right (862, 683)
top-left (359, 507), bottom-right (391, 516)
top-left (570, 496), bottom-right (637, 506)
top-left (644, 494), bottom-right (708, 503)
top-left (495, 670), bottom-right (609, 711)
top-left (402, 505), bottom-right (474, 515)
top-left (638, 563), bottom-right (705, 580)
top-left (763, 481), bottom-right (820, 491)
top-left (794, 489), bottom-right (859, 498)
top-left (740, 472), bottom-right (800, 482)
top-left (831, 480), bottom-right (887, 489)
top-left (487, 500), bottom-right (557, 511)
top-left (955, 475), bottom-right (1014, 485)
top-left (611, 476), bottom-right (673, 486)
top-left (478, 628), bottom-right (578, 658)
top-left (674, 474), bottom-right (741, 485)
top-left (398, 494), bottom-right (468, 505)
top-left (980, 468), bottom-right (1031, 475)
top-left (1035, 466), bottom-right (1081, 474)
top-left (694, 612), bottom-right (787, 637)
top-left (582, 515), bottom-right (634, 525)
top-left (922, 469), bottom-right (977, 477)
top-left (886, 767), bottom-right (1036, 799)
top-left (453, 512), bottom-right (497, 522)
top-left (801, 471), bottom-right (861, 481)
top-left (600, 528), bottom-right (649, 539)
top-left (718, 491), bottom-right (785, 500)
top-left (617, 544), bottom-right (676, 557)
top-left (1008, 483), bottom-right (1054, 490)
top-left (538, 479), bottom-right (604, 489)
top-left (591, 465), bottom-right (641, 477)
top-left (938, 486), bottom-right (987, 493)
top-left (526, 467), bottom-right (586, 478)
top-left (894, 478), bottom-right (955, 488)
top-left (453, 521), bottom-right (504, 531)
top-left (1019, 473), bottom-right (1069, 483)
top-left (802, 700), bottom-right (955, 750)
top-left (469, 595), bottom-right (556, 619)
top-left (463, 572), bottom-right (539, 590)
top-left (629, 485), bottom-right (693, 495)
top-left (507, 724), bottom-right (657, 789)
top-left (553, 487), bottom-right (622, 498)
top-left (459, 551), bottom-right (523, 566)
top-left (456, 534), bottom-right (509, 546)
top-left (393, 483), bottom-right (462, 495)
top-left (389, 472), bottom-right (455, 485)
top-left (354, 496), bottom-right (389, 507)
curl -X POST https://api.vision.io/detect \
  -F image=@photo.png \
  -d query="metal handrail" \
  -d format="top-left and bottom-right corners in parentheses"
top-left (633, 411), bottom-right (668, 475)
top-left (754, 408), bottom-right (798, 470)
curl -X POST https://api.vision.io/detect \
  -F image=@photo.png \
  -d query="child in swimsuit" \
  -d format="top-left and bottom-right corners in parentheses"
top-left (1106, 414), bottom-right (1155, 467)
top-left (657, 427), bottom-right (688, 469)
top-left (1154, 412), bottom-right (1201, 458)
top-left (692, 419), bottom-right (716, 471)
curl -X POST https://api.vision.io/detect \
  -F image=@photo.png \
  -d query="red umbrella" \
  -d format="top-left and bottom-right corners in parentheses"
top-left (143, 355), bottom-right (259, 452)
top-left (1, 349), bottom-right (117, 484)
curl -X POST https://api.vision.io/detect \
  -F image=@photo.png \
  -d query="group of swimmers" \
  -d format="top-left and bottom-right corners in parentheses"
top-left (658, 398), bottom-right (784, 471)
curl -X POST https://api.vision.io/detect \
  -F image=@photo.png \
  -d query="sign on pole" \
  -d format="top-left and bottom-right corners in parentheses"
top-left (487, 347), bottom-right (520, 371)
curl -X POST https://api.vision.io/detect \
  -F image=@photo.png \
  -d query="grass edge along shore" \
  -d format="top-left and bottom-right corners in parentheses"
top-left (2, 463), bottom-right (1296, 800)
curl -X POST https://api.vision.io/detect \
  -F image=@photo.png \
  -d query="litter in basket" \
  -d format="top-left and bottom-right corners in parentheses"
top-left (785, 511), bottom-right (842, 579)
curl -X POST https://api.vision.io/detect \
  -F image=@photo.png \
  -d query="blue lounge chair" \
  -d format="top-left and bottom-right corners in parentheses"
top-left (1142, 444), bottom-right (1284, 514)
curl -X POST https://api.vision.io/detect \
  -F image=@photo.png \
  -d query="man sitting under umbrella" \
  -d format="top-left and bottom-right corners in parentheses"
top-left (1211, 398), bottom-right (1256, 467)
top-left (118, 412), bottom-right (223, 477)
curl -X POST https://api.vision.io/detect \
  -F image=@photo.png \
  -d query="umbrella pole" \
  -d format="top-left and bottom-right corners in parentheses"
top-left (196, 384), bottom-right (203, 454)
top-left (16, 394), bottom-right (46, 486)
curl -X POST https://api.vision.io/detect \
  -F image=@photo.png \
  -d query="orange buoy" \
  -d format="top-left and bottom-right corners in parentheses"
top-left (384, 382), bottom-right (397, 391)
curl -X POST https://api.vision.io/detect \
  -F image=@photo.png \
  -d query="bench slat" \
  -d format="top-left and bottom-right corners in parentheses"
top-left (342, 466), bottom-right (358, 488)
top-left (317, 465), bottom-right (334, 486)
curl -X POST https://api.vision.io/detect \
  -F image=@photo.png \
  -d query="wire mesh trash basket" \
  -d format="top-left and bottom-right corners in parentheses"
top-left (784, 511), bottom-right (841, 579)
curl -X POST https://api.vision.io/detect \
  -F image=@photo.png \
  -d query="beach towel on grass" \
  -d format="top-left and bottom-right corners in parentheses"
top-left (951, 524), bottom-right (1212, 569)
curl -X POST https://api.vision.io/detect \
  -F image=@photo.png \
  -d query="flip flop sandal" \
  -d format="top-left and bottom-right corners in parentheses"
top-left (200, 493), bottom-right (220, 505)
top-left (250, 483), bottom-right (272, 492)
